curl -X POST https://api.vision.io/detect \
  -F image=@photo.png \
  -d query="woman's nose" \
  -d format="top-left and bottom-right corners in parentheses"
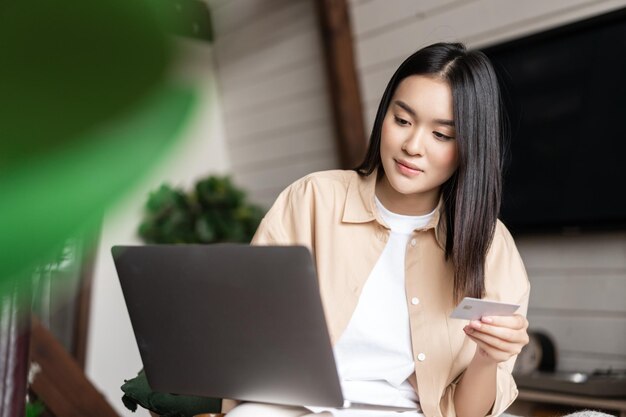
top-left (402, 129), bottom-right (426, 155)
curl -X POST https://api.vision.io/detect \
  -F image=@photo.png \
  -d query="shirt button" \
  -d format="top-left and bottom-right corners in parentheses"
top-left (411, 297), bottom-right (420, 305)
top-left (417, 353), bottom-right (426, 362)
top-left (410, 238), bottom-right (417, 247)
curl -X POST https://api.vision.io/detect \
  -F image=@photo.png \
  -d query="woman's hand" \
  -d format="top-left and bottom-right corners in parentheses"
top-left (463, 314), bottom-right (529, 364)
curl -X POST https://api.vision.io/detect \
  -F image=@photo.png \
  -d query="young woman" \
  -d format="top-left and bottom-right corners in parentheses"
top-left (226, 42), bottom-right (530, 417)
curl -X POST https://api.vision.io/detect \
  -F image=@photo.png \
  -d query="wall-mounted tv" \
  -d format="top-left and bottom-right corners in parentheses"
top-left (481, 7), bottom-right (626, 234)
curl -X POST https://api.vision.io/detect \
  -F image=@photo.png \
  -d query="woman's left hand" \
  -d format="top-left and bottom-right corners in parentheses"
top-left (463, 314), bottom-right (529, 364)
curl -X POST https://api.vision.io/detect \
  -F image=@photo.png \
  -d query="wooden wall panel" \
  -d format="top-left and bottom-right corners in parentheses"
top-left (208, 0), bottom-right (287, 36)
top-left (211, 0), bottom-right (339, 207)
top-left (225, 92), bottom-right (330, 143)
top-left (217, 29), bottom-right (321, 89)
top-left (232, 124), bottom-right (335, 169)
top-left (221, 61), bottom-right (324, 116)
top-left (528, 273), bottom-right (626, 314)
top-left (214, 1), bottom-right (313, 63)
top-left (350, 0), bottom-right (463, 39)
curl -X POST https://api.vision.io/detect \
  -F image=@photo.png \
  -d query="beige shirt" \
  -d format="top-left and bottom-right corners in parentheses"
top-left (226, 169), bottom-right (530, 417)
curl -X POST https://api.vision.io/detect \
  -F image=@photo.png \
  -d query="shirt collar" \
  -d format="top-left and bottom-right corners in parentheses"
top-left (342, 167), bottom-right (447, 250)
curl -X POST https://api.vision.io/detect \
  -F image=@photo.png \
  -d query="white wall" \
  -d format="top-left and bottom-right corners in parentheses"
top-left (86, 38), bottom-right (231, 416)
top-left (208, 0), bottom-right (340, 209)
top-left (347, 0), bottom-right (626, 372)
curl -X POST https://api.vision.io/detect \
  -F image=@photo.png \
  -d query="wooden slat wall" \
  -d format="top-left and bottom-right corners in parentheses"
top-left (346, 0), bottom-right (626, 373)
top-left (208, 0), bottom-right (339, 208)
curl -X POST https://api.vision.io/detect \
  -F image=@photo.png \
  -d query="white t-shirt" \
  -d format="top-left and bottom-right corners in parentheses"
top-left (306, 197), bottom-right (434, 416)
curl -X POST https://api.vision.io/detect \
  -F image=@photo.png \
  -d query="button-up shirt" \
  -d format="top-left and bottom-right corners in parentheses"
top-left (228, 168), bottom-right (530, 417)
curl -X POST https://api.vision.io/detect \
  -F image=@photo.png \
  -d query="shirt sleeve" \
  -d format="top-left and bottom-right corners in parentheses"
top-left (439, 220), bottom-right (531, 417)
top-left (250, 176), bottom-right (316, 250)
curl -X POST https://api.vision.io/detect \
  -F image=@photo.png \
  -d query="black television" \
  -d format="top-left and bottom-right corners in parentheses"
top-left (481, 7), bottom-right (626, 234)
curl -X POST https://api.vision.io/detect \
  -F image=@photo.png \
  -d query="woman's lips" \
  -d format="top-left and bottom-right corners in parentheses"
top-left (395, 159), bottom-right (423, 176)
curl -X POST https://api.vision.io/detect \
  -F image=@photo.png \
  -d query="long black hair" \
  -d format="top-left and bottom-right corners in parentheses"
top-left (355, 42), bottom-right (506, 303)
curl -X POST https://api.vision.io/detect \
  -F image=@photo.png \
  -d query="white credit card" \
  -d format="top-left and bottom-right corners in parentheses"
top-left (450, 297), bottom-right (520, 321)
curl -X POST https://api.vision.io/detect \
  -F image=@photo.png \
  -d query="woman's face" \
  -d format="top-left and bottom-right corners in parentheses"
top-left (376, 75), bottom-right (459, 215)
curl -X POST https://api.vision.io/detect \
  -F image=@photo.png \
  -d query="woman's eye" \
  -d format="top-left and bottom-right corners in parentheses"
top-left (433, 131), bottom-right (454, 141)
top-left (394, 116), bottom-right (410, 126)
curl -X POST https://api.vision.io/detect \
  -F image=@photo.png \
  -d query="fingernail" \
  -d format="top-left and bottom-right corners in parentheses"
top-left (481, 316), bottom-right (493, 323)
top-left (464, 326), bottom-right (473, 334)
top-left (470, 320), bottom-right (482, 329)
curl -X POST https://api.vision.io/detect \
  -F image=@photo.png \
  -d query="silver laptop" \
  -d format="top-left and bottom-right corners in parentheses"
top-left (112, 244), bottom-right (417, 412)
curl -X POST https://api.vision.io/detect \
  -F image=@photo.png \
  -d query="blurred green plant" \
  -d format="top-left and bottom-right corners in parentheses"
top-left (25, 400), bottom-right (45, 417)
top-left (0, 0), bottom-right (196, 296)
top-left (139, 176), bottom-right (265, 244)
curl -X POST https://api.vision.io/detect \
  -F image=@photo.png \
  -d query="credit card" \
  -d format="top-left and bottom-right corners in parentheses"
top-left (450, 297), bottom-right (520, 321)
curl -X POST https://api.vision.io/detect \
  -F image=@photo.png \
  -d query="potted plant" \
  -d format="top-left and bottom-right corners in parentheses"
top-left (138, 175), bottom-right (264, 245)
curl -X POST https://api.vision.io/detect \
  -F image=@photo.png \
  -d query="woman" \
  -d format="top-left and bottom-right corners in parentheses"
top-left (226, 42), bottom-right (530, 417)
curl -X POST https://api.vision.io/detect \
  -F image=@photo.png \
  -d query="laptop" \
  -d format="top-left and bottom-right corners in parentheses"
top-left (112, 244), bottom-right (417, 412)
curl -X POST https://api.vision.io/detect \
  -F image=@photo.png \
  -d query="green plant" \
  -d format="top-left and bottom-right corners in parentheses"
top-left (25, 400), bottom-right (45, 417)
top-left (138, 175), bottom-right (265, 244)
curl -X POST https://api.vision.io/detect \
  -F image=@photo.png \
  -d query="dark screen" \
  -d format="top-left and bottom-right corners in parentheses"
top-left (482, 8), bottom-right (626, 233)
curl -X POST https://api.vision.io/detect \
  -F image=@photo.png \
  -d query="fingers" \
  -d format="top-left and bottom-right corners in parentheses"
top-left (465, 333), bottom-right (514, 363)
top-left (463, 314), bottom-right (530, 364)
top-left (466, 315), bottom-right (530, 345)
top-left (464, 325), bottom-right (524, 355)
